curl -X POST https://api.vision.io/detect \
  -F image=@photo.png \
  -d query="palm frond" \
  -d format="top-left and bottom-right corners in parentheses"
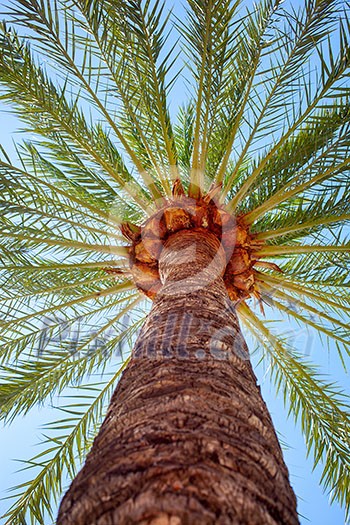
top-left (1, 0), bottom-right (167, 199)
top-left (173, 103), bottom-right (195, 181)
top-left (240, 104), bottom-right (350, 223)
top-left (214, 0), bottom-right (283, 187)
top-left (0, 280), bottom-right (135, 364)
top-left (71, 0), bottom-right (180, 196)
top-left (253, 199), bottom-right (350, 243)
top-left (0, 153), bottom-right (130, 229)
top-left (255, 240), bottom-right (350, 258)
top-left (1, 280), bottom-right (134, 331)
top-left (116, 0), bottom-right (179, 186)
top-left (275, 250), bottom-right (350, 292)
top-left (0, 298), bottom-right (143, 423)
top-left (226, 1), bottom-right (350, 208)
top-left (1, 372), bottom-right (128, 525)
top-left (238, 302), bottom-right (350, 517)
top-left (256, 278), bottom-right (350, 366)
top-left (0, 21), bottom-right (156, 208)
top-left (256, 272), bottom-right (350, 314)
top-left (1, 273), bottom-right (114, 306)
top-left (180, 0), bottom-right (244, 194)
top-left (0, 292), bottom-right (134, 370)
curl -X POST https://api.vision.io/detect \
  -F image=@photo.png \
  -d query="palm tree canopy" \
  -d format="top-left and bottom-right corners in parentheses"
top-left (0, 0), bottom-right (349, 523)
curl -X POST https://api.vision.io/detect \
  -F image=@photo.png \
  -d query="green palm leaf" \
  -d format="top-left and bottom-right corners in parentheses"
top-left (239, 302), bottom-right (350, 514)
top-left (2, 375), bottom-right (129, 525)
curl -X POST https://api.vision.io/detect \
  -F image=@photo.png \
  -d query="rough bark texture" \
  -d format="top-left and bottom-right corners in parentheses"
top-left (57, 229), bottom-right (299, 525)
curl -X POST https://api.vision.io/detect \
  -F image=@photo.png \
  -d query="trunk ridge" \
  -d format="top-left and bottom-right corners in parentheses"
top-left (57, 230), bottom-right (299, 525)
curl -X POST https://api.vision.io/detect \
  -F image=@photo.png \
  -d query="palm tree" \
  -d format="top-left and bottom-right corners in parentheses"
top-left (0, 0), bottom-right (349, 522)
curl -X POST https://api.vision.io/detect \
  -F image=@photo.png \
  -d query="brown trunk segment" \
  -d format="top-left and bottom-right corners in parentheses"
top-left (57, 230), bottom-right (299, 525)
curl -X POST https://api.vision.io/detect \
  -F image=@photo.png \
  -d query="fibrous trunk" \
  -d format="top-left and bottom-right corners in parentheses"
top-left (57, 227), bottom-right (298, 525)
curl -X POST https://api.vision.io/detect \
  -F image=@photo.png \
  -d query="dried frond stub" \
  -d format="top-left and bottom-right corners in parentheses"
top-left (172, 178), bottom-right (186, 198)
top-left (253, 261), bottom-right (283, 273)
top-left (203, 182), bottom-right (222, 204)
top-left (123, 195), bottom-right (275, 303)
top-left (120, 221), bottom-right (141, 242)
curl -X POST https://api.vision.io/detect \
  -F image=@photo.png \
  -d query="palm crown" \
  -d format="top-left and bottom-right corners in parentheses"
top-left (0, 0), bottom-right (349, 523)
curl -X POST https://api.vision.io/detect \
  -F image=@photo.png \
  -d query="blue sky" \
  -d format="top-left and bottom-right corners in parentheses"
top-left (0, 0), bottom-right (349, 523)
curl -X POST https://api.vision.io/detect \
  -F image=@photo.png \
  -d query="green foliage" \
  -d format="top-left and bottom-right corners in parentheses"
top-left (2, 377), bottom-right (130, 525)
top-left (239, 303), bottom-right (350, 515)
top-left (0, 0), bottom-right (349, 523)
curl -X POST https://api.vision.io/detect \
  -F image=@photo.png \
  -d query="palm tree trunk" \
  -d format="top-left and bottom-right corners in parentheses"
top-left (57, 229), bottom-right (299, 525)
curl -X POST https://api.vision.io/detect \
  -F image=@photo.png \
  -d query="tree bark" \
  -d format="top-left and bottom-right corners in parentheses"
top-left (57, 229), bottom-right (299, 525)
